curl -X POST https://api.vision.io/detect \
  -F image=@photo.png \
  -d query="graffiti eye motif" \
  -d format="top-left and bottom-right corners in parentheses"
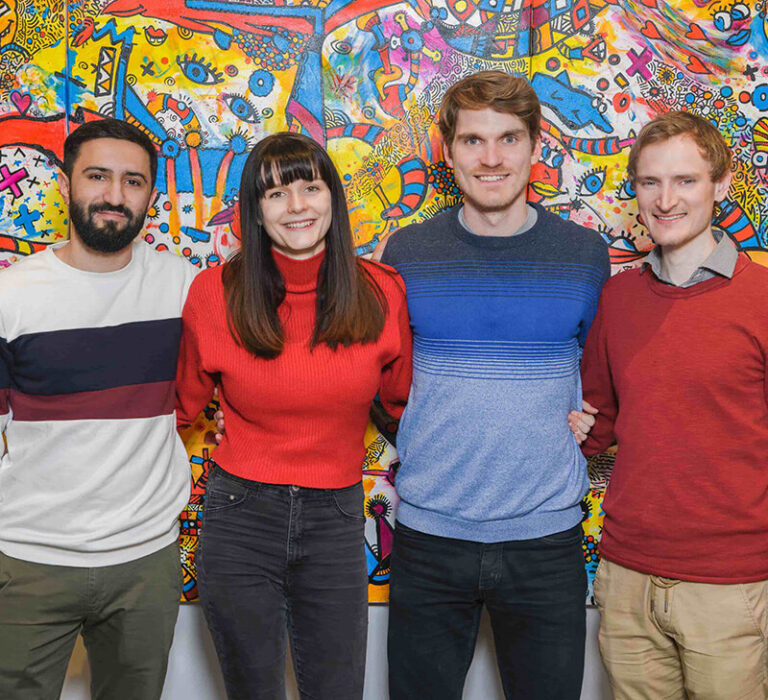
top-left (576, 167), bottom-right (606, 196)
top-left (731, 3), bottom-right (749, 20)
top-left (615, 178), bottom-right (636, 200)
top-left (223, 93), bottom-right (261, 124)
top-left (176, 53), bottom-right (224, 85)
top-left (713, 10), bottom-right (732, 31)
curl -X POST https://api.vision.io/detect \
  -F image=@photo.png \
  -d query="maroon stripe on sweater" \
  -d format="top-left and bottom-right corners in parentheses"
top-left (10, 380), bottom-right (175, 421)
top-left (0, 388), bottom-right (8, 414)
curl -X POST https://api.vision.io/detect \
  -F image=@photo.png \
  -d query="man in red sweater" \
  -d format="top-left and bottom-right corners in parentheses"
top-left (573, 111), bottom-right (768, 699)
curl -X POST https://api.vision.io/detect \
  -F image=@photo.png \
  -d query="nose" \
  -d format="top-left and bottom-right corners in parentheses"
top-left (657, 183), bottom-right (677, 211)
top-left (479, 141), bottom-right (503, 168)
top-left (286, 189), bottom-right (307, 213)
top-left (103, 179), bottom-right (126, 206)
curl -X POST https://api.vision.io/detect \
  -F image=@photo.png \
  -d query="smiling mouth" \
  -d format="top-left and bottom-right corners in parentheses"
top-left (475, 174), bottom-right (508, 182)
top-left (95, 210), bottom-right (128, 220)
top-left (284, 220), bottom-right (315, 230)
top-left (654, 213), bottom-right (686, 221)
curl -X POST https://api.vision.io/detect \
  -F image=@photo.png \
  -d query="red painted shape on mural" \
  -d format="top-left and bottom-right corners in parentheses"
top-left (685, 23), bottom-right (707, 41)
top-left (640, 20), bottom-right (661, 40)
top-left (685, 53), bottom-right (711, 74)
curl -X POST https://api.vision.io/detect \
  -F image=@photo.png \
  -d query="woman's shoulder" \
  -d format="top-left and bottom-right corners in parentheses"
top-left (358, 257), bottom-right (406, 298)
top-left (184, 263), bottom-right (228, 315)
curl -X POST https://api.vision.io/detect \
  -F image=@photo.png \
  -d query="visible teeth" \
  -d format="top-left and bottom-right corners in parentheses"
top-left (477, 175), bottom-right (505, 182)
top-left (656, 214), bottom-right (685, 221)
top-left (285, 221), bottom-right (314, 229)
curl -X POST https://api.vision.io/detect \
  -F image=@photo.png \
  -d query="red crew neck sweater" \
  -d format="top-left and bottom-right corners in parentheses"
top-left (176, 250), bottom-right (412, 488)
top-left (581, 254), bottom-right (768, 583)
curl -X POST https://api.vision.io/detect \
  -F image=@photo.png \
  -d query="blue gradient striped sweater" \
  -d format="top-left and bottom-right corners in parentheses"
top-left (381, 204), bottom-right (609, 542)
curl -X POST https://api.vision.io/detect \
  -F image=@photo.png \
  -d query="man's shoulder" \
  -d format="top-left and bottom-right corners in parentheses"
top-left (600, 265), bottom-right (644, 297)
top-left (0, 247), bottom-right (54, 293)
top-left (382, 208), bottom-right (459, 265)
top-left (139, 243), bottom-right (199, 284)
top-left (536, 207), bottom-right (606, 251)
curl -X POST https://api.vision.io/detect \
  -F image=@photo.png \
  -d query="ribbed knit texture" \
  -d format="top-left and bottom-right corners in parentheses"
top-left (382, 204), bottom-right (610, 542)
top-left (176, 249), bottom-right (412, 488)
top-left (582, 254), bottom-right (768, 583)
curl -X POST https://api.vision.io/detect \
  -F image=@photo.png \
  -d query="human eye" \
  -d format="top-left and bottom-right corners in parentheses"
top-left (89, 173), bottom-right (105, 181)
top-left (266, 190), bottom-right (284, 199)
top-left (503, 134), bottom-right (518, 144)
top-left (126, 178), bottom-right (143, 187)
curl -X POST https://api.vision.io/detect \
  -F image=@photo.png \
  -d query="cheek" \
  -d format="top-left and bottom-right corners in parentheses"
top-left (259, 202), bottom-right (283, 231)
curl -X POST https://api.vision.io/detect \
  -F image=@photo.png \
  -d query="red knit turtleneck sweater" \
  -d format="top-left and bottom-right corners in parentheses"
top-left (176, 249), bottom-right (412, 488)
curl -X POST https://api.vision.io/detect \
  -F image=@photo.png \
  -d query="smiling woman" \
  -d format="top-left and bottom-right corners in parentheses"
top-left (174, 132), bottom-right (413, 700)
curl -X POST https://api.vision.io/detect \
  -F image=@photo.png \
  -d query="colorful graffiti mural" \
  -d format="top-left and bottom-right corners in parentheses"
top-left (3, 0), bottom-right (768, 603)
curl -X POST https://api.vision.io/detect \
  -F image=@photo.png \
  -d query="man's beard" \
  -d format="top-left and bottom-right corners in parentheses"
top-left (69, 200), bottom-right (146, 253)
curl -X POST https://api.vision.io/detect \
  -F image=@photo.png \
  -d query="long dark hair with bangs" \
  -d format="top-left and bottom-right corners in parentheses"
top-left (223, 132), bottom-right (388, 359)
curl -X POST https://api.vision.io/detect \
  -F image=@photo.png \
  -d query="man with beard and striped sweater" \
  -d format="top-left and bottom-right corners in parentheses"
top-left (0, 119), bottom-right (196, 700)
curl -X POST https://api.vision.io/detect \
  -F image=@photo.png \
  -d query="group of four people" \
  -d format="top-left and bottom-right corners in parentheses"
top-left (0, 69), bottom-right (765, 700)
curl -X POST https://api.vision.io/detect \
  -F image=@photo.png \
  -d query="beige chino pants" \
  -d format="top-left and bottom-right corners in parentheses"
top-left (593, 558), bottom-right (768, 700)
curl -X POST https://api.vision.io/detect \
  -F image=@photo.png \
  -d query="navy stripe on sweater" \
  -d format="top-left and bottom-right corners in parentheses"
top-left (6, 318), bottom-right (181, 395)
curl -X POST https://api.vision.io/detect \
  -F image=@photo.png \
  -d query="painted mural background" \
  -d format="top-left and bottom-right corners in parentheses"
top-left (2, 0), bottom-right (768, 604)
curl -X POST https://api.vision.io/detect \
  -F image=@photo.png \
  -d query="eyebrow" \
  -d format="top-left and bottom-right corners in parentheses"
top-left (83, 166), bottom-right (148, 182)
top-left (456, 129), bottom-right (527, 140)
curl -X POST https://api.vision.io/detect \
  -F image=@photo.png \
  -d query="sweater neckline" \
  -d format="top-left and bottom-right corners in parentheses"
top-left (449, 203), bottom-right (546, 248)
top-left (272, 248), bottom-right (323, 293)
top-left (643, 252), bottom-right (751, 298)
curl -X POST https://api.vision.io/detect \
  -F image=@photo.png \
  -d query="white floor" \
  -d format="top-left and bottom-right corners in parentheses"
top-left (61, 605), bottom-right (612, 699)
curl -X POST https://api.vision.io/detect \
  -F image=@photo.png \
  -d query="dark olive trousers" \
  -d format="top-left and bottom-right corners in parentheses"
top-left (0, 542), bottom-right (182, 700)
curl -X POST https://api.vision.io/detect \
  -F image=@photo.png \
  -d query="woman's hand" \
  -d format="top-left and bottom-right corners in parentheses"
top-left (568, 400), bottom-right (598, 445)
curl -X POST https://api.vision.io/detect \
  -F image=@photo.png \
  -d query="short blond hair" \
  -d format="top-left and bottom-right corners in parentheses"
top-left (439, 71), bottom-right (541, 150)
top-left (628, 111), bottom-right (731, 184)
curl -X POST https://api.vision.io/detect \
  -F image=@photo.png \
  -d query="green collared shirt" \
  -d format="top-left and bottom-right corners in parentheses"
top-left (643, 229), bottom-right (738, 288)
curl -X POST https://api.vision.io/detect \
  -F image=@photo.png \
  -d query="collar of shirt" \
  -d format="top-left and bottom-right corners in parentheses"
top-left (458, 204), bottom-right (538, 236)
top-left (642, 229), bottom-right (738, 288)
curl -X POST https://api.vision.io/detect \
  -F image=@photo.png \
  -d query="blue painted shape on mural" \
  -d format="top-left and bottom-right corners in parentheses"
top-left (531, 71), bottom-right (612, 133)
top-left (181, 226), bottom-right (211, 243)
top-left (174, 149), bottom-right (193, 193)
top-left (156, 157), bottom-right (168, 195)
top-left (226, 152), bottom-right (250, 200)
top-left (286, 35), bottom-right (325, 142)
top-left (14, 204), bottom-right (41, 236)
top-left (198, 148), bottom-right (229, 197)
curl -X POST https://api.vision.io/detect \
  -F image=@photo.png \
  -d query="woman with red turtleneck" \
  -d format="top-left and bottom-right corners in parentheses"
top-left (176, 133), bottom-right (412, 700)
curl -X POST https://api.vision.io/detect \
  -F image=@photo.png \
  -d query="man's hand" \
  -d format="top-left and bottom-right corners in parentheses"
top-left (568, 400), bottom-right (598, 445)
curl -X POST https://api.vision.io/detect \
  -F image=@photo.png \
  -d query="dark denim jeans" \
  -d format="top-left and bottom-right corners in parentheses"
top-left (196, 466), bottom-right (368, 700)
top-left (388, 522), bottom-right (587, 700)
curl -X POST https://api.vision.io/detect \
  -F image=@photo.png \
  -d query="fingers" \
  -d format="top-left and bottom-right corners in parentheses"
top-left (214, 409), bottom-right (225, 443)
top-left (568, 410), bottom-right (594, 445)
top-left (581, 399), bottom-right (599, 415)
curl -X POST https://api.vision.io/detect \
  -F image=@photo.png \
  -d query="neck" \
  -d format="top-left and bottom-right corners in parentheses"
top-left (659, 229), bottom-right (717, 286)
top-left (54, 231), bottom-right (134, 273)
top-left (462, 199), bottom-right (529, 237)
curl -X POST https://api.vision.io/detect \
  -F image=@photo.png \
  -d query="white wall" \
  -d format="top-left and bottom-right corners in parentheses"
top-left (61, 605), bottom-right (611, 699)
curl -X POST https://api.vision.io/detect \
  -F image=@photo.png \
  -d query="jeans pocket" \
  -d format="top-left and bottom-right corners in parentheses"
top-left (204, 469), bottom-right (251, 515)
top-left (592, 559), bottom-right (605, 609)
top-left (331, 482), bottom-right (366, 522)
top-left (738, 581), bottom-right (768, 641)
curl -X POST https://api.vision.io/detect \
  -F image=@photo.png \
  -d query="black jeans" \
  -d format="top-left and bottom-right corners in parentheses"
top-left (388, 522), bottom-right (587, 700)
top-left (197, 466), bottom-right (368, 700)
